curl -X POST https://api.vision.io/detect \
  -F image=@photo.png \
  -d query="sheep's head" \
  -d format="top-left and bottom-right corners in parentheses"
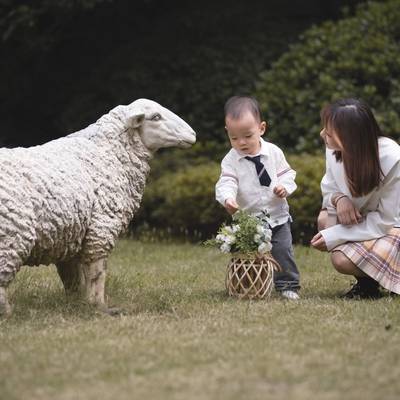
top-left (125, 99), bottom-right (196, 152)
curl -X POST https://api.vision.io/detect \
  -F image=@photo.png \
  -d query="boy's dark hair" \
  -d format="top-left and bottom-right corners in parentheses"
top-left (224, 96), bottom-right (263, 122)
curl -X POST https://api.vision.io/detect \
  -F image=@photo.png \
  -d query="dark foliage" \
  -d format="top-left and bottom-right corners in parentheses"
top-left (0, 0), bottom-right (364, 147)
top-left (256, 0), bottom-right (400, 152)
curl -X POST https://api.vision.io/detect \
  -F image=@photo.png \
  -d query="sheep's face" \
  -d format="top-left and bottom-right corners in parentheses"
top-left (127, 99), bottom-right (196, 152)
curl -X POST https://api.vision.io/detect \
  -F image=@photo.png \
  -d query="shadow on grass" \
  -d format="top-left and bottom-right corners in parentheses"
top-left (6, 289), bottom-right (116, 323)
top-left (5, 286), bottom-right (232, 322)
top-left (300, 286), bottom-right (400, 302)
top-left (4, 286), bottom-right (344, 322)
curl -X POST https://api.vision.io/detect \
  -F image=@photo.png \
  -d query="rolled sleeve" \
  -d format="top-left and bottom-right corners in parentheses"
top-left (215, 157), bottom-right (238, 206)
top-left (276, 149), bottom-right (297, 196)
top-left (321, 161), bottom-right (400, 250)
top-left (321, 152), bottom-right (341, 213)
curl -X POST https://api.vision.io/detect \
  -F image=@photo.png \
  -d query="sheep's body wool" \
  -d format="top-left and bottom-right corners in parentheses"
top-left (0, 108), bottom-right (151, 286)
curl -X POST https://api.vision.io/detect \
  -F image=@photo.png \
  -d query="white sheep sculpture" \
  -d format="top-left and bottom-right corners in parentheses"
top-left (0, 98), bottom-right (196, 316)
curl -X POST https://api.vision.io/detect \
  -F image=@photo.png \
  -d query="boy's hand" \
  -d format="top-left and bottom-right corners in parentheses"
top-left (224, 198), bottom-right (239, 215)
top-left (273, 185), bottom-right (287, 198)
top-left (310, 232), bottom-right (328, 252)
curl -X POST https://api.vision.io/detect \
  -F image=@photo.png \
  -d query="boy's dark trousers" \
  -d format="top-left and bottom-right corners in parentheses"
top-left (270, 221), bottom-right (300, 292)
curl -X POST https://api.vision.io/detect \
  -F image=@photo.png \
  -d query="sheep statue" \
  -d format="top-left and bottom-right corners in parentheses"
top-left (0, 99), bottom-right (196, 316)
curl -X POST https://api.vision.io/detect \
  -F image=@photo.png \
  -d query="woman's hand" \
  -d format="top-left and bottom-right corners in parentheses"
top-left (224, 198), bottom-right (239, 215)
top-left (310, 232), bottom-right (328, 252)
top-left (335, 196), bottom-right (362, 225)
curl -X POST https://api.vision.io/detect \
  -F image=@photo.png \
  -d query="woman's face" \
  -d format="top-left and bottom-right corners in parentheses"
top-left (320, 125), bottom-right (343, 151)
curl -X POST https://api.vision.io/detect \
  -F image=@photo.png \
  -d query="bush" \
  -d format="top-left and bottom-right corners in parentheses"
top-left (135, 162), bottom-right (228, 238)
top-left (136, 153), bottom-right (325, 243)
top-left (256, 0), bottom-right (400, 152)
top-left (287, 153), bottom-right (325, 243)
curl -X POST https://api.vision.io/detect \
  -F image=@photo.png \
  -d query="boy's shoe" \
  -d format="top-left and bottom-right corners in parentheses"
top-left (340, 278), bottom-right (382, 300)
top-left (280, 290), bottom-right (300, 300)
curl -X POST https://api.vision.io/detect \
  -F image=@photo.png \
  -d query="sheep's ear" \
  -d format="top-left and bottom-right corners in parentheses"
top-left (127, 113), bottom-right (145, 129)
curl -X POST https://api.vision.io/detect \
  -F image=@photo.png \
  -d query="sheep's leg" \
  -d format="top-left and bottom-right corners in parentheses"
top-left (83, 258), bottom-right (107, 306)
top-left (82, 259), bottom-right (121, 315)
top-left (0, 286), bottom-right (11, 317)
top-left (56, 261), bottom-right (85, 297)
top-left (0, 260), bottom-right (18, 317)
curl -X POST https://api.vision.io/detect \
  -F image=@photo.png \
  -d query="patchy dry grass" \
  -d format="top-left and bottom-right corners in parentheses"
top-left (1, 240), bottom-right (399, 400)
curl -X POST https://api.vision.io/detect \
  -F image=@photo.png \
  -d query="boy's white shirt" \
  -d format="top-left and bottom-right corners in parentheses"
top-left (215, 138), bottom-right (297, 227)
top-left (320, 136), bottom-right (400, 250)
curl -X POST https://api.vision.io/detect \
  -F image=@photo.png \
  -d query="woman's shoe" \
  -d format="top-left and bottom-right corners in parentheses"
top-left (341, 278), bottom-right (382, 299)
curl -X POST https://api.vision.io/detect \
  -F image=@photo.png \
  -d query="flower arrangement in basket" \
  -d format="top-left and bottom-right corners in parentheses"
top-left (205, 211), bottom-right (281, 300)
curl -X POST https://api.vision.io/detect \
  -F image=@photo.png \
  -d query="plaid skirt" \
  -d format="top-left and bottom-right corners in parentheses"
top-left (333, 228), bottom-right (400, 294)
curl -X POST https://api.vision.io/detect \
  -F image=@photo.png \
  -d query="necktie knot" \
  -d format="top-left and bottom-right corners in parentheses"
top-left (245, 155), bottom-right (261, 163)
top-left (245, 155), bottom-right (271, 187)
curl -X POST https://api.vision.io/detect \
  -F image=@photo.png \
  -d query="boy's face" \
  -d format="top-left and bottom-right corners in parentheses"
top-left (225, 111), bottom-right (266, 155)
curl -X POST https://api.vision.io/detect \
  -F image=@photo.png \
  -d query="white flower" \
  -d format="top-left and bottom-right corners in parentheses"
top-left (258, 242), bottom-right (272, 254)
top-left (254, 234), bottom-right (261, 243)
top-left (263, 229), bottom-right (272, 241)
top-left (225, 235), bottom-right (236, 245)
top-left (256, 225), bottom-right (265, 234)
top-left (220, 243), bottom-right (231, 253)
top-left (224, 226), bottom-right (234, 234)
top-left (216, 234), bottom-right (224, 242)
top-left (232, 224), bottom-right (240, 233)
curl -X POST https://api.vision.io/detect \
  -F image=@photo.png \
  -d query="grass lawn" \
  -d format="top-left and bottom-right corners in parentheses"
top-left (1, 239), bottom-right (399, 400)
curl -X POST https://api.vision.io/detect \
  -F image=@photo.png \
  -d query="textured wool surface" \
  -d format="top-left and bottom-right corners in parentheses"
top-left (0, 101), bottom-right (191, 287)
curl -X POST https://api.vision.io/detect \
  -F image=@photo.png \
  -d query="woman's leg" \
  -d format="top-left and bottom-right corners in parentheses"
top-left (317, 210), bottom-right (381, 298)
top-left (318, 210), bottom-right (365, 276)
top-left (331, 251), bottom-right (381, 298)
top-left (317, 209), bottom-right (337, 231)
top-left (330, 251), bottom-right (368, 277)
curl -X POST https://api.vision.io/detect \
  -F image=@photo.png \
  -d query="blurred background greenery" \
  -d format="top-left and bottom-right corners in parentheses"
top-left (1, 0), bottom-right (399, 243)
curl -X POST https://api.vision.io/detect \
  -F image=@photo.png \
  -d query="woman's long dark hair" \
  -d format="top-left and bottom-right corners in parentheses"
top-left (321, 98), bottom-right (383, 197)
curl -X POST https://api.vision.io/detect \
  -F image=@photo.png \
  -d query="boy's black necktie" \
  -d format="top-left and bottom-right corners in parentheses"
top-left (245, 155), bottom-right (271, 187)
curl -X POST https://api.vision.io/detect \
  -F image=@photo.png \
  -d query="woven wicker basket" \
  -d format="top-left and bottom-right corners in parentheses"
top-left (225, 252), bottom-right (281, 300)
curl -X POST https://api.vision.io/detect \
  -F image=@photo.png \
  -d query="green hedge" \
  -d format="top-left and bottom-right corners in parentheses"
top-left (135, 153), bottom-right (325, 244)
top-left (287, 153), bottom-right (325, 243)
top-left (135, 162), bottom-right (228, 238)
top-left (256, 0), bottom-right (400, 152)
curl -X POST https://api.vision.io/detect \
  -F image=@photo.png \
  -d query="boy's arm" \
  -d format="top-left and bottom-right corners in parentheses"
top-left (275, 149), bottom-right (297, 196)
top-left (216, 157), bottom-right (238, 206)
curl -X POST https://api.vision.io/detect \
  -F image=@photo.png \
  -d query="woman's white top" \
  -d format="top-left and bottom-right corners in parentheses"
top-left (321, 137), bottom-right (400, 250)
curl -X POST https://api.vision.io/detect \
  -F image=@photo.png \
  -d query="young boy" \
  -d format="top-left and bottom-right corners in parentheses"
top-left (216, 95), bottom-right (300, 299)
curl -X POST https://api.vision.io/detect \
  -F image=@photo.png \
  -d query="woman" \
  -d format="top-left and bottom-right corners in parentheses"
top-left (311, 98), bottom-right (400, 298)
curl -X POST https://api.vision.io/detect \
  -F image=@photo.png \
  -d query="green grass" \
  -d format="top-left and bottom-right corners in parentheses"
top-left (1, 240), bottom-right (399, 400)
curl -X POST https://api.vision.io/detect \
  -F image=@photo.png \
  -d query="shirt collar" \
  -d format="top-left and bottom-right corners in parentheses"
top-left (234, 138), bottom-right (269, 160)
